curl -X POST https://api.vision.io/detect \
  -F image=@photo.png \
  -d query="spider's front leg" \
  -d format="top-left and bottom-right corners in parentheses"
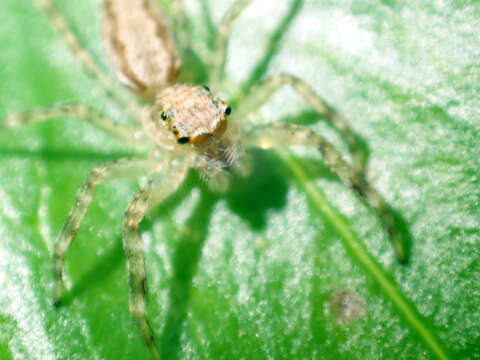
top-left (53, 158), bottom-right (152, 305)
top-left (235, 74), bottom-right (368, 175)
top-left (244, 123), bottom-right (408, 263)
top-left (2, 103), bottom-right (137, 142)
top-left (122, 163), bottom-right (188, 360)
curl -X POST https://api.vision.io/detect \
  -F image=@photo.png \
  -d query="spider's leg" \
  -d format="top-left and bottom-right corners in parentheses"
top-left (235, 73), bottom-right (368, 175)
top-left (244, 123), bottom-right (407, 263)
top-left (169, 0), bottom-right (186, 27)
top-left (209, 0), bottom-right (254, 87)
top-left (122, 164), bottom-right (188, 359)
top-left (2, 103), bottom-right (137, 141)
top-left (54, 158), bottom-right (151, 305)
top-left (169, 0), bottom-right (207, 61)
top-left (240, 0), bottom-right (303, 92)
top-left (35, 0), bottom-right (134, 108)
top-left (169, 0), bottom-right (189, 47)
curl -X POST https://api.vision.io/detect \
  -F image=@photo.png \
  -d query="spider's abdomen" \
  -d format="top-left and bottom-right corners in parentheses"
top-left (102, 0), bottom-right (180, 98)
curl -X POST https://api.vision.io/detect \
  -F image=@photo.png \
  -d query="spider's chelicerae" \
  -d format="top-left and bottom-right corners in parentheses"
top-left (3, 0), bottom-right (408, 358)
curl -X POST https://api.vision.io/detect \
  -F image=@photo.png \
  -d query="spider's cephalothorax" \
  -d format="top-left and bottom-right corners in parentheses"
top-left (146, 83), bottom-right (242, 189)
top-left (154, 84), bottom-right (230, 146)
top-left (2, 0), bottom-right (409, 358)
top-left (150, 85), bottom-right (231, 148)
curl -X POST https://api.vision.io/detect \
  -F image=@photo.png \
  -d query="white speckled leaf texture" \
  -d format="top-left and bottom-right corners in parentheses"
top-left (0, 0), bottom-right (478, 359)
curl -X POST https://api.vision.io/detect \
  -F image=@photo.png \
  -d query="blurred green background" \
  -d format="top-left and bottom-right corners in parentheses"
top-left (0, 0), bottom-right (478, 359)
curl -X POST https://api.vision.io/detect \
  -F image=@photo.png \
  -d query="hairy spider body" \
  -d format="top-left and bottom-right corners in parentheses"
top-left (147, 83), bottom-right (244, 190)
top-left (1, 0), bottom-right (408, 358)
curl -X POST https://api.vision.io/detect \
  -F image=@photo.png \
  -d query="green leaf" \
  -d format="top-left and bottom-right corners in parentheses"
top-left (0, 0), bottom-right (478, 359)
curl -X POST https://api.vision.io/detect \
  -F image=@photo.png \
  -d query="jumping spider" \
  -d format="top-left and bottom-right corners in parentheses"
top-left (2, 0), bottom-right (407, 358)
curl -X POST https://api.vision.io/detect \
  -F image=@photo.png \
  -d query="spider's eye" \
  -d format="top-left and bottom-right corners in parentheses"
top-left (161, 112), bottom-right (167, 121)
top-left (203, 85), bottom-right (210, 92)
top-left (177, 137), bottom-right (190, 144)
top-left (225, 106), bottom-right (232, 116)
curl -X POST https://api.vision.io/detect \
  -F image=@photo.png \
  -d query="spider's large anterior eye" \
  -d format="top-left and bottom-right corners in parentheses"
top-left (177, 137), bottom-right (190, 144)
top-left (225, 106), bottom-right (232, 116)
top-left (161, 112), bottom-right (167, 121)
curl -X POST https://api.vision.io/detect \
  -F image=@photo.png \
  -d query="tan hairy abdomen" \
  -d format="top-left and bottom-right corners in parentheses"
top-left (103, 0), bottom-right (180, 98)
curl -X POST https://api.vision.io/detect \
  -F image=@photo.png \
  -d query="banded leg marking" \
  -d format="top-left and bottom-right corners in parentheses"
top-left (245, 123), bottom-right (407, 262)
top-left (122, 166), bottom-right (188, 360)
top-left (123, 181), bottom-right (159, 360)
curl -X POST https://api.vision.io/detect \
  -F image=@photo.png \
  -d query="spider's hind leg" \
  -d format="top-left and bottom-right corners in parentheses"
top-left (244, 123), bottom-right (408, 263)
top-left (209, 0), bottom-right (254, 86)
top-left (35, 0), bottom-right (134, 108)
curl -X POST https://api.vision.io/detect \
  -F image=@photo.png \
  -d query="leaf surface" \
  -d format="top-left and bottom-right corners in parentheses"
top-left (0, 1), bottom-right (478, 359)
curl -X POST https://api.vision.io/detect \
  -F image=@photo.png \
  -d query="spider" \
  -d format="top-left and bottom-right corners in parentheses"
top-left (2, 0), bottom-right (408, 358)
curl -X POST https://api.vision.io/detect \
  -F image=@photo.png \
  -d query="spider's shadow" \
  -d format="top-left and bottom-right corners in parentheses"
top-left (143, 149), bottom-right (359, 360)
top-left (58, 137), bottom-right (411, 359)
top-left (150, 184), bottom-right (217, 360)
top-left (142, 149), bottom-right (297, 359)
